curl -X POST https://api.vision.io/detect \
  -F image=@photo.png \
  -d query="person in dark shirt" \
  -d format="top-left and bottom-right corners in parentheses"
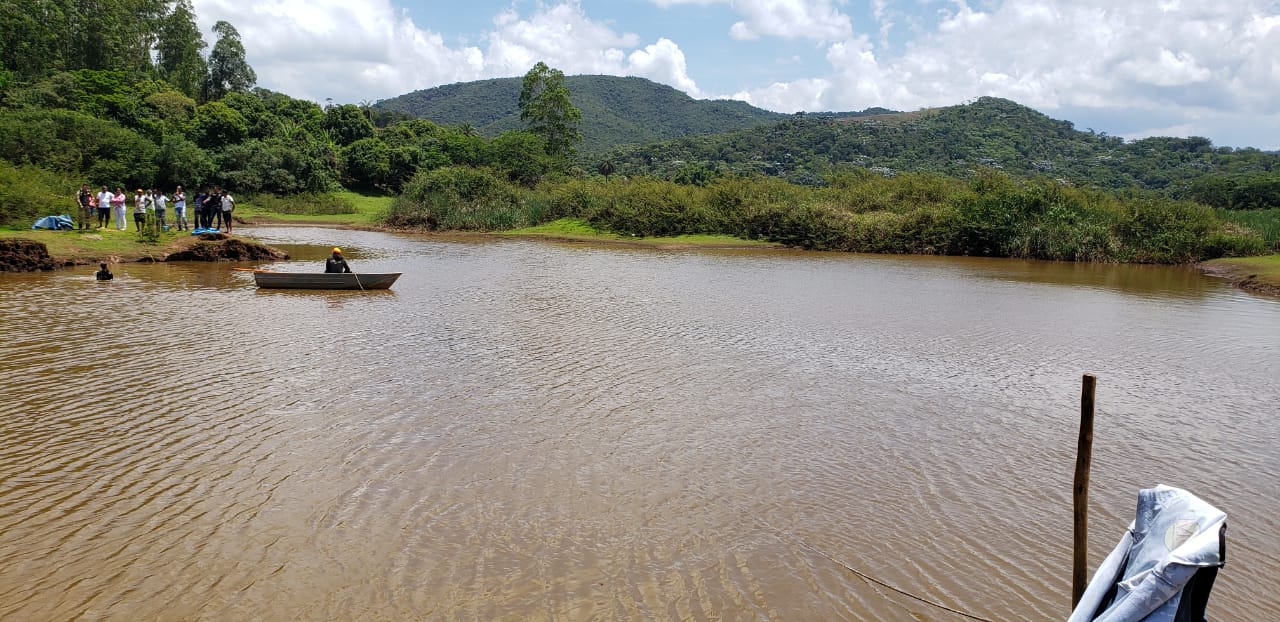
top-left (325, 247), bottom-right (352, 273)
top-left (95, 262), bottom-right (113, 281)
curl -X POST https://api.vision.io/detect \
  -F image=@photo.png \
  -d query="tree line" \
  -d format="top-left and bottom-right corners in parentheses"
top-left (0, 0), bottom-right (583, 225)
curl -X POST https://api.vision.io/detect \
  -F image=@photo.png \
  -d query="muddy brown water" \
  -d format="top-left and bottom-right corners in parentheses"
top-left (2, 226), bottom-right (1277, 620)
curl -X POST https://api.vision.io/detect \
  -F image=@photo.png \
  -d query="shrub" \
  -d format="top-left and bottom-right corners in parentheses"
top-left (0, 162), bottom-right (78, 227)
top-left (387, 166), bottom-right (527, 230)
top-left (251, 192), bottom-right (355, 215)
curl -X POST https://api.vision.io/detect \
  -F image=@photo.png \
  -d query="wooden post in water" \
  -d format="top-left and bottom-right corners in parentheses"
top-left (1072, 373), bottom-right (1097, 609)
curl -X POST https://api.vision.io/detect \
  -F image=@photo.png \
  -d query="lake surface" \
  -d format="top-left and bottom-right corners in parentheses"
top-left (1, 226), bottom-right (1277, 620)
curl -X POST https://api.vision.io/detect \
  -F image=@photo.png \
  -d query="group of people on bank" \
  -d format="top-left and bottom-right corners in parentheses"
top-left (76, 185), bottom-right (236, 234)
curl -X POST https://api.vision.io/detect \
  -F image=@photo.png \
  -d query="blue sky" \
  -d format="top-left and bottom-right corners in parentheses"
top-left (192, 1), bottom-right (1280, 149)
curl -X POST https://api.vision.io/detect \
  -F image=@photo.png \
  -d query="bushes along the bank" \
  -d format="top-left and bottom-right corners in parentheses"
top-left (387, 168), bottom-right (1269, 263)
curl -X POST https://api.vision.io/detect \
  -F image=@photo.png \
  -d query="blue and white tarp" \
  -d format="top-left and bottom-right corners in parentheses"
top-left (1068, 485), bottom-right (1226, 622)
top-left (32, 214), bottom-right (74, 230)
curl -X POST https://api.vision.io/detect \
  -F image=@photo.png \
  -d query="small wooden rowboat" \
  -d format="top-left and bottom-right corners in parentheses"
top-left (251, 270), bottom-right (401, 290)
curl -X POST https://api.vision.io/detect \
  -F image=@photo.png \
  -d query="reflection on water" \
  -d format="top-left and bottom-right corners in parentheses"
top-left (1, 227), bottom-right (1277, 620)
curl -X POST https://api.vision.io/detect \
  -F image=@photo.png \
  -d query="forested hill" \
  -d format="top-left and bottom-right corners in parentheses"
top-left (374, 75), bottom-right (788, 153)
top-left (603, 97), bottom-right (1280, 196)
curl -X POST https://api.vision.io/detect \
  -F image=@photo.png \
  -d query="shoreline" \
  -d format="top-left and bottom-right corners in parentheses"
top-left (5, 218), bottom-right (1279, 300)
top-left (1196, 257), bottom-right (1280, 298)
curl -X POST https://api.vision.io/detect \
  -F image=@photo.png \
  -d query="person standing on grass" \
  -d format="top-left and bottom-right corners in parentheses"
top-left (96, 186), bottom-right (113, 229)
top-left (152, 189), bottom-right (168, 231)
top-left (76, 185), bottom-right (93, 230)
top-left (206, 187), bottom-right (223, 230)
top-left (133, 188), bottom-right (150, 231)
top-left (192, 188), bottom-right (207, 229)
top-left (220, 189), bottom-right (235, 234)
top-left (111, 187), bottom-right (127, 230)
top-left (173, 186), bottom-right (188, 231)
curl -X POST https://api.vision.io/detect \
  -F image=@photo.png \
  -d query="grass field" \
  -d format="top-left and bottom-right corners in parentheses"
top-left (501, 218), bottom-right (777, 248)
top-left (0, 225), bottom-right (187, 262)
top-left (237, 191), bottom-right (392, 225)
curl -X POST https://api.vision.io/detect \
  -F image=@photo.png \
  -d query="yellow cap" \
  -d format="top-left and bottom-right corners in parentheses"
top-left (332, 247), bottom-right (342, 254)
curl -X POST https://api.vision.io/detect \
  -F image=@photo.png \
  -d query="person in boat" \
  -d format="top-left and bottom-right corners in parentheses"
top-left (95, 262), bottom-right (113, 281)
top-left (325, 247), bottom-right (352, 273)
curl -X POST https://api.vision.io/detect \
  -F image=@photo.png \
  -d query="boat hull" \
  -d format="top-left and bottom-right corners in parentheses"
top-left (252, 271), bottom-right (401, 290)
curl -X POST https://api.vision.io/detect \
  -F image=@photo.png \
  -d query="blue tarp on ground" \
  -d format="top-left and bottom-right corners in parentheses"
top-left (32, 215), bottom-right (75, 230)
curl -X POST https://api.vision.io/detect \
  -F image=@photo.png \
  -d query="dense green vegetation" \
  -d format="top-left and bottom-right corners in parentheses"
top-left (2, 0), bottom-right (1277, 269)
top-left (374, 75), bottom-right (787, 153)
top-left (600, 98), bottom-right (1280, 201)
top-left (388, 169), bottom-right (1271, 263)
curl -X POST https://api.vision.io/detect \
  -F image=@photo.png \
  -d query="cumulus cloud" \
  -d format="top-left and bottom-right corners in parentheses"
top-left (655, 0), bottom-right (853, 41)
top-left (192, 0), bottom-right (701, 104)
top-left (193, 0), bottom-right (485, 103)
top-left (190, 0), bottom-right (1280, 147)
top-left (735, 0), bottom-right (1280, 147)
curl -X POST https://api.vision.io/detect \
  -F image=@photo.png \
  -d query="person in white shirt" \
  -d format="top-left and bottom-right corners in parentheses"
top-left (220, 190), bottom-right (235, 234)
top-left (133, 188), bottom-right (149, 231)
top-left (95, 186), bottom-right (113, 229)
top-left (152, 189), bottom-right (168, 230)
top-left (173, 186), bottom-right (188, 231)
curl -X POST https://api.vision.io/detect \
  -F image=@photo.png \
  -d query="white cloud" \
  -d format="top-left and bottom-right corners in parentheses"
top-left (190, 0), bottom-right (1280, 148)
top-left (194, 0), bottom-right (486, 103)
top-left (736, 0), bottom-right (1280, 147)
top-left (654, 0), bottom-right (853, 42)
top-left (485, 3), bottom-right (640, 76)
top-left (628, 39), bottom-right (702, 96)
top-left (192, 1), bottom-right (702, 105)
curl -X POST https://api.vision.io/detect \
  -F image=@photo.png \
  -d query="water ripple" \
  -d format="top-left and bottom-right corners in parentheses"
top-left (1, 232), bottom-right (1277, 620)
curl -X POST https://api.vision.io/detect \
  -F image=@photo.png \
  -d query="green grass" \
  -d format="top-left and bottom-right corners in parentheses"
top-left (1217, 209), bottom-right (1280, 247)
top-left (1201, 254), bottom-right (1280, 292)
top-left (0, 225), bottom-right (187, 260)
top-left (501, 217), bottom-right (775, 247)
top-left (237, 190), bottom-right (392, 225)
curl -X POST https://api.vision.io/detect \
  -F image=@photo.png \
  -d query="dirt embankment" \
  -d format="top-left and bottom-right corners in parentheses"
top-left (164, 234), bottom-right (288, 262)
top-left (0, 239), bottom-right (61, 271)
top-left (0, 234), bottom-right (288, 272)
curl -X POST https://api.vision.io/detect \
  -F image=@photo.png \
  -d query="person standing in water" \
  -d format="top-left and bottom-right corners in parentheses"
top-left (95, 262), bottom-right (113, 280)
top-left (325, 247), bottom-right (352, 273)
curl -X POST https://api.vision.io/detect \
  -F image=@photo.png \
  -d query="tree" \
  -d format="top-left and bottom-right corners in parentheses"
top-left (204, 21), bottom-right (255, 101)
top-left (340, 137), bottom-right (390, 190)
top-left (322, 103), bottom-right (374, 146)
top-left (155, 0), bottom-right (207, 98)
top-left (517, 62), bottom-right (581, 162)
top-left (192, 101), bottom-right (248, 147)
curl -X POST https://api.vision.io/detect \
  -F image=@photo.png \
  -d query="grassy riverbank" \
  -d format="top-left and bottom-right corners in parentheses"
top-left (1198, 255), bottom-right (1280, 297)
top-left (235, 191), bottom-right (391, 226)
top-left (500, 218), bottom-right (779, 249)
top-left (0, 225), bottom-right (192, 263)
top-left (0, 191), bottom-right (395, 264)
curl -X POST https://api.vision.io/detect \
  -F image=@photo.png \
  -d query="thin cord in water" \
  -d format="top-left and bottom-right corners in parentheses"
top-left (748, 511), bottom-right (998, 622)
